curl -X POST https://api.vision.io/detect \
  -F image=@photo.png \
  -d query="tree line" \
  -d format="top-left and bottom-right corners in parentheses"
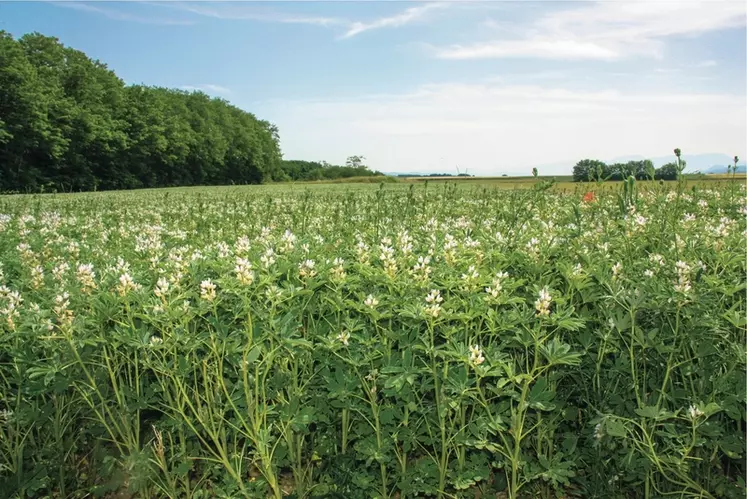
top-left (572, 158), bottom-right (683, 182)
top-left (278, 158), bottom-right (384, 182)
top-left (0, 31), bottom-right (380, 193)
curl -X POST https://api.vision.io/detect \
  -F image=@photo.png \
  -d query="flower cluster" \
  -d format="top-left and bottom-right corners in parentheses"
top-left (535, 288), bottom-right (552, 316)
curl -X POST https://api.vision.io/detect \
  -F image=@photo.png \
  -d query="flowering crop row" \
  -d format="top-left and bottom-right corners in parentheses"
top-left (0, 180), bottom-right (745, 498)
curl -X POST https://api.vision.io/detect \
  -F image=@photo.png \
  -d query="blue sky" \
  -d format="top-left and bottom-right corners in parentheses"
top-left (2, 1), bottom-right (746, 174)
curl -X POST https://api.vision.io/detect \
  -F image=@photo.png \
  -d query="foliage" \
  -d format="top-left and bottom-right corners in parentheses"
top-left (0, 179), bottom-right (744, 498)
top-left (0, 31), bottom-right (282, 193)
top-left (345, 155), bottom-right (367, 170)
top-left (654, 162), bottom-right (680, 180)
top-left (572, 159), bottom-right (607, 182)
top-left (278, 160), bottom-right (384, 182)
top-left (573, 157), bottom-right (681, 182)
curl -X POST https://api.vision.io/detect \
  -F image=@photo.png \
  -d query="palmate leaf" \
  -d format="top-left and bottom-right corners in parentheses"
top-left (528, 378), bottom-right (556, 411)
top-left (540, 339), bottom-right (581, 366)
top-left (604, 418), bottom-right (628, 437)
top-left (536, 453), bottom-right (576, 487)
top-left (634, 405), bottom-right (663, 419)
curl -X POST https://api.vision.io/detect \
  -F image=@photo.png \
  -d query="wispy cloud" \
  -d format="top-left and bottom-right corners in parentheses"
top-left (339, 2), bottom-right (448, 39)
top-left (695, 59), bottom-right (718, 68)
top-left (438, 39), bottom-right (619, 61)
top-left (181, 84), bottom-right (231, 96)
top-left (434, 1), bottom-right (746, 61)
top-left (155, 1), bottom-right (447, 39)
top-left (51, 1), bottom-right (195, 26)
top-left (161, 2), bottom-right (346, 28)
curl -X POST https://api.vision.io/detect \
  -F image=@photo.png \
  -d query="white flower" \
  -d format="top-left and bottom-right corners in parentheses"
top-left (675, 261), bottom-right (691, 274)
top-left (234, 257), bottom-right (255, 285)
top-left (154, 277), bottom-right (170, 297)
top-left (535, 287), bottom-right (552, 316)
top-left (594, 422), bottom-right (604, 440)
top-left (649, 254), bottom-right (665, 266)
top-left (265, 285), bottom-right (283, 300)
top-left (298, 259), bottom-right (317, 279)
top-left (687, 405), bottom-right (704, 420)
top-left (468, 345), bottom-right (485, 366)
top-left (330, 257), bottom-right (346, 281)
top-left (425, 289), bottom-right (443, 304)
top-left (116, 272), bottom-right (140, 296)
top-left (149, 336), bottom-right (163, 346)
top-left (424, 289), bottom-right (443, 317)
top-left (279, 230), bottom-right (296, 252)
top-left (336, 331), bottom-right (351, 346)
top-left (644, 269), bottom-right (655, 278)
top-left (52, 261), bottom-right (70, 282)
top-left (674, 279), bottom-right (692, 294)
top-left (235, 235), bottom-right (252, 254)
top-left (260, 248), bottom-right (276, 268)
top-left (30, 265), bottom-right (44, 289)
top-left (485, 271), bottom-right (509, 300)
top-left (461, 265), bottom-right (479, 281)
top-left (364, 294), bottom-right (379, 308)
top-left (200, 279), bottom-right (216, 302)
top-left (612, 262), bottom-right (622, 278)
top-left (76, 263), bottom-right (96, 292)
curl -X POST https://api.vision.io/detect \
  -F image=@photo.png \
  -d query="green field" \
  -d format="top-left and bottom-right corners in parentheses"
top-left (0, 179), bottom-right (745, 498)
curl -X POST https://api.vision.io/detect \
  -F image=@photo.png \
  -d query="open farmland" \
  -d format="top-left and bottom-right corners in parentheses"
top-left (395, 174), bottom-right (745, 192)
top-left (0, 180), bottom-right (745, 498)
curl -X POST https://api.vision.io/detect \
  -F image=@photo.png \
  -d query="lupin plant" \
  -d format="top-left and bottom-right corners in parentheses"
top-left (0, 178), bottom-right (744, 498)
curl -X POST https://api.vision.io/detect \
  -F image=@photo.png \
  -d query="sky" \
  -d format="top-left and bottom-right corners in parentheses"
top-left (2, 0), bottom-right (746, 175)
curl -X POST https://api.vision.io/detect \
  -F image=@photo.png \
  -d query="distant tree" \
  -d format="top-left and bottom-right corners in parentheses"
top-left (572, 159), bottom-right (606, 182)
top-left (279, 159), bottom-right (383, 181)
top-left (655, 162), bottom-right (679, 180)
top-left (642, 159), bottom-right (655, 180)
top-left (346, 155), bottom-right (367, 170)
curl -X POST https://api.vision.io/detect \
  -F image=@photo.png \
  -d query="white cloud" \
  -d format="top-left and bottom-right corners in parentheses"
top-left (340, 3), bottom-right (447, 39)
top-left (257, 82), bottom-right (746, 175)
top-left (181, 84), bottom-right (231, 96)
top-left (434, 0), bottom-right (746, 60)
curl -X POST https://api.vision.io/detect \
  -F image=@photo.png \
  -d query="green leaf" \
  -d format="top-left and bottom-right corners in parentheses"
top-left (541, 339), bottom-right (581, 366)
top-left (634, 406), bottom-right (661, 419)
top-left (605, 419), bottom-right (627, 437)
top-left (528, 378), bottom-right (556, 411)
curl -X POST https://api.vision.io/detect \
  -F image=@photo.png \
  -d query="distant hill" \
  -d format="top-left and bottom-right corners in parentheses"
top-left (702, 164), bottom-right (746, 174)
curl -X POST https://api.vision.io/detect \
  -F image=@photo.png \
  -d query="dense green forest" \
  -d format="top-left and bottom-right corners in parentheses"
top-left (0, 31), bottom-right (382, 192)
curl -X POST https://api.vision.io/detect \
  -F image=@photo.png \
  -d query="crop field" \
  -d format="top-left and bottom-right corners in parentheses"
top-left (0, 179), bottom-right (745, 499)
top-left (395, 174), bottom-right (744, 192)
